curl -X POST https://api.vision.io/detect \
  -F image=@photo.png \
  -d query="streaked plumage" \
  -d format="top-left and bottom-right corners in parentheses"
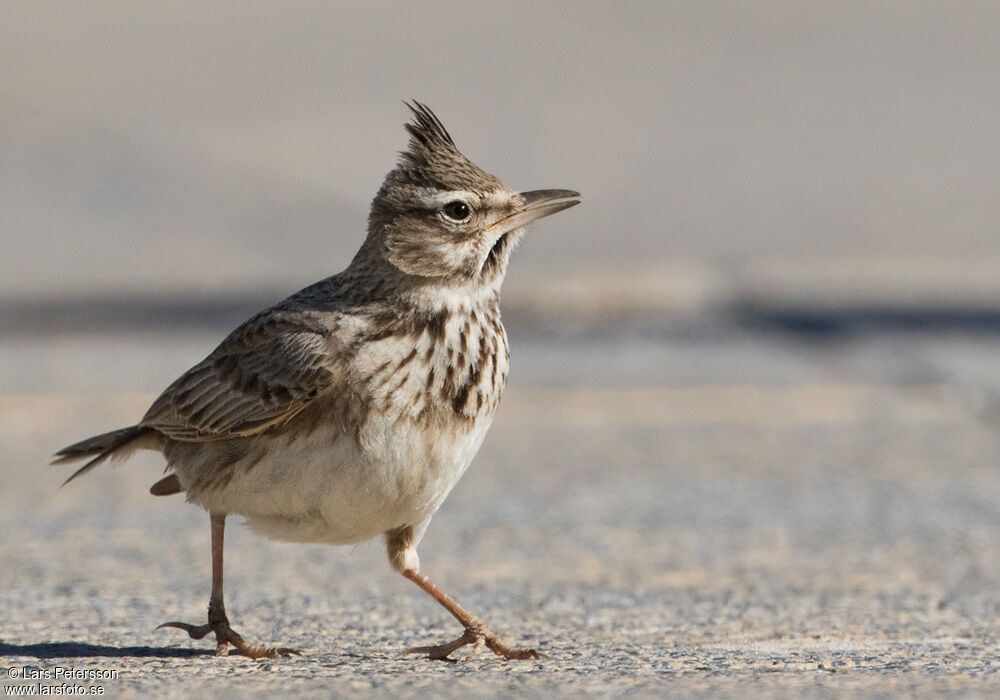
top-left (55, 102), bottom-right (579, 661)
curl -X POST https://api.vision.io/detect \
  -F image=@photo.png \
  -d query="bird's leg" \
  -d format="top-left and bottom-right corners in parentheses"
top-left (158, 512), bottom-right (299, 659)
top-left (386, 526), bottom-right (542, 662)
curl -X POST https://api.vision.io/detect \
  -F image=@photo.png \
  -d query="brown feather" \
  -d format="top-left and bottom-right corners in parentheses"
top-left (53, 425), bottom-right (153, 486)
top-left (150, 474), bottom-right (183, 496)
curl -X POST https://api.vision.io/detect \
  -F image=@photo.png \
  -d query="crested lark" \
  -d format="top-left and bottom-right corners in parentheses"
top-left (55, 102), bottom-right (579, 661)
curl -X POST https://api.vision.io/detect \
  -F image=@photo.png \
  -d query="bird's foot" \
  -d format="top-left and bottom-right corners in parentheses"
top-left (400, 620), bottom-right (543, 662)
top-left (157, 616), bottom-right (299, 659)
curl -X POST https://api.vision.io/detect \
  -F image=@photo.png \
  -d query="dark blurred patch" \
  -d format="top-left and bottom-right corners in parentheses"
top-left (6, 293), bottom-right (1000, 339)
top-left (736, 305), bottom-right (1000, 338)
top-left (0, 641), bottom-right (210, 658)
top-left (0, 293), bottom-right (286, 336)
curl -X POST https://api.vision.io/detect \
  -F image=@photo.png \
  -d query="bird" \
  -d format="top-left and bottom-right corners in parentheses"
top-left (54, 102), bottom-right (580, 661)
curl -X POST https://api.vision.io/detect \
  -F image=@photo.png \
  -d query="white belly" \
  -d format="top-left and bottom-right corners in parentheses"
top-left (184, 412), bottom-right (494, 546)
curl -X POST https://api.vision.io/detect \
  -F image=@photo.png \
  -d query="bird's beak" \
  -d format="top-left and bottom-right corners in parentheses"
top-left (488, 189), bottom-right (581, 235)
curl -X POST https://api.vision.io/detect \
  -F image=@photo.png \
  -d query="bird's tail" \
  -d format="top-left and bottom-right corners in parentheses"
top-left (53, 425), bottom-right (154, 486)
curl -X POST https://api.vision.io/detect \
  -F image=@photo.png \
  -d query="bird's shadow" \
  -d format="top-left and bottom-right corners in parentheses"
top-left (0, 641), bottom-right (212, 659)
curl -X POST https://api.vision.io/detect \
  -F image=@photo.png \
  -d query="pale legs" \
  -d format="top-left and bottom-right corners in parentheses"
top-left (387, 526), bottom-right (542, 661)
top-left (158, 513), bottom-right (298, 659)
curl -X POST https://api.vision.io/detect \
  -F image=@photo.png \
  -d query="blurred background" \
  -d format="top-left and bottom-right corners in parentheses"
top-left (3, 2), bottom-right (1000, 694)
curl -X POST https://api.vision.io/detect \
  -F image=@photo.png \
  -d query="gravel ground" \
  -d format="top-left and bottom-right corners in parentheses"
top-left (3, 322), bottom-right (1000, 697)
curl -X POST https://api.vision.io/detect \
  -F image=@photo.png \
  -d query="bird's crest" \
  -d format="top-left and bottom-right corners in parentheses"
top-left (404, 100), bottom-right (457, 155)
top-left (397, 101), bottom-right (500, 191)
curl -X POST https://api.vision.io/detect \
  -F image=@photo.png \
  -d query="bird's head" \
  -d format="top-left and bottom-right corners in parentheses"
top-left (365, 102), bottom-right (579, 290)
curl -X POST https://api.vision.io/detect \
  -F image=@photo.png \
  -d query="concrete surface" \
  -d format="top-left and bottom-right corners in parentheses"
top-left (3, 320), bottom-right (1000, 697)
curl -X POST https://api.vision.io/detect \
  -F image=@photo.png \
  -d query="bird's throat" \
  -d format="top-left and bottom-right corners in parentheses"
top-left (482, 233), bottom-right (510, 277)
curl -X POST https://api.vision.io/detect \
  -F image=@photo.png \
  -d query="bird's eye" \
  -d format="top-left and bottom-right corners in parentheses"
top-left (442, 200), bottom-right (471, 222)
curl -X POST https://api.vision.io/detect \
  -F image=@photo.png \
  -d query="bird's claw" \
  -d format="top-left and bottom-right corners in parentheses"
top-left (399, 621), bottom-right (544, 662)
top-left (156, 621), bottom-right (213, 640)
top-left (157, 618), bottom-right (299, 659)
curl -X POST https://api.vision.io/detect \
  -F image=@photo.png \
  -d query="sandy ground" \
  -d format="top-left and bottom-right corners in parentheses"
top-left (3, 320), bottom-right (1000, 697)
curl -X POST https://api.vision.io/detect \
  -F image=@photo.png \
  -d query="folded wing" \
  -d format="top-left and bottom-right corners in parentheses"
top-left (142, 312), bottom-right (337, 442)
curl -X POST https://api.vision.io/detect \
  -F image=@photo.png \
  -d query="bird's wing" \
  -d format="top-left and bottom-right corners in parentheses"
top-left (141, 310), bottom-right (341, 441)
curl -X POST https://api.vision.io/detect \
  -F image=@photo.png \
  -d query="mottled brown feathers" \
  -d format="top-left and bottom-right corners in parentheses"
top-left (140, 316), bottom-right (336, 441)
top-left (55, 103), bottom-right (562, 504)
top-left (53, 101), bottom-right (577, 663)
